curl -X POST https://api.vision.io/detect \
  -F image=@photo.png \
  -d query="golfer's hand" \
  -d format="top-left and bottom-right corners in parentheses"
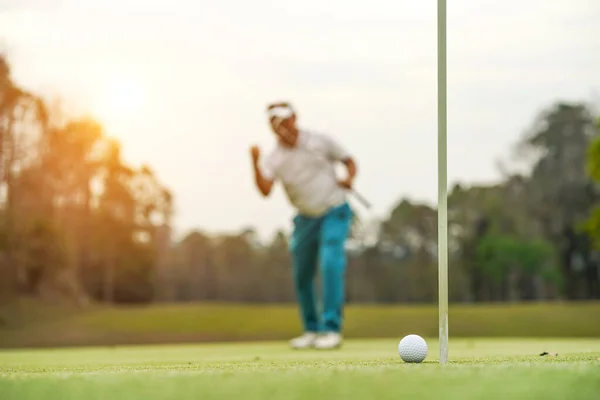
top-left (338, 176), bottom-right (354, 190)
top-left (250, 146), bottom-right (260, 165)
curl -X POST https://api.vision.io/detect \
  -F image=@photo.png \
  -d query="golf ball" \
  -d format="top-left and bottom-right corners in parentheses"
top-left (398, 334), bottom-right (428, 363)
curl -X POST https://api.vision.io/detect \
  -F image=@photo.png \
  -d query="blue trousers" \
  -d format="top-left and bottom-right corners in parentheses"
top-left (289, 202), bottom-right (353, 333)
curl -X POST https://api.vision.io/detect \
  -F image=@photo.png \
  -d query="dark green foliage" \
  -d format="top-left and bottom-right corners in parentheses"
top-left (476, 235), bottom-right (559, 284)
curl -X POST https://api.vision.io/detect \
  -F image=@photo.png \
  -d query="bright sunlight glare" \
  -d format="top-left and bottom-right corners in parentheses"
top-left (90, 77), bottom-right (146, 134)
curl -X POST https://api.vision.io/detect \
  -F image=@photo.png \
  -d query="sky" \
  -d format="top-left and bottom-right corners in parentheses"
top-left (0, 0), bottom-right (599, 241)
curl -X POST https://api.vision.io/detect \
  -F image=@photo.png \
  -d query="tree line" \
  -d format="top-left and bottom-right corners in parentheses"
top-left (1, 55), bottom-right (599, 305)
top-left (0, 56), bottom-right (172, 305)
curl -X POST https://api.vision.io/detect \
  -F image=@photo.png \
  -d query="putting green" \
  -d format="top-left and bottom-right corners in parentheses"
top-left (1, 338), bottom-right (599, 400)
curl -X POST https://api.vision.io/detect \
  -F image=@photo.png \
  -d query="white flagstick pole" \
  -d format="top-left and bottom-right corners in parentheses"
top-left (437, 0), bottom-right (449, 365)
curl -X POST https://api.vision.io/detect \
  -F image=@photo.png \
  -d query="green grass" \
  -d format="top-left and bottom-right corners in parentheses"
top-left (2, 300), bottom-right (600, 348)
top-left (1, 339), bottom-right (599, 400)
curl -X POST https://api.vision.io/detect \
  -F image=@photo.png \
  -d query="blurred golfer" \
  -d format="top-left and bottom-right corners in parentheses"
top-left (250, 102), bottom-right (357, 350)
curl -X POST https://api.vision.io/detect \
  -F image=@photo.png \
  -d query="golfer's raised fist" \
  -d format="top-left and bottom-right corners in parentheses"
top-left (250, 146), bottom-right (260, 163)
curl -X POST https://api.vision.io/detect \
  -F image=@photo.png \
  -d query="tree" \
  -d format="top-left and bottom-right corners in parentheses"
top-left (261, 230), bottom-right (294, 302)
top-left (579, 116), bottom-right (600, 298)
top-left (0, 56), bottom-right (48, 295)
top-left (517, 102), bottom-right (599, 298)
top-left (377, 199), bottom-right (438, 302)
top-left (476, 234), bottom-right (560, 301)
top-left (171, 231), bottom-right (215, 301)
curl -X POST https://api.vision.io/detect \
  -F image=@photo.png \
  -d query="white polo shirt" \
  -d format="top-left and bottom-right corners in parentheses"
top-left (260, 130), bottom-right (350, 217)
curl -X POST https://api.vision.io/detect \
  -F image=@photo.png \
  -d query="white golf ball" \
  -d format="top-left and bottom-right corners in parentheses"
top-left (398, 334), bottom-right (428, 363)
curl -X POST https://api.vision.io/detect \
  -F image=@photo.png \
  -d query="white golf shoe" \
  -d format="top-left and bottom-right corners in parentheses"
top-left (314, 332), bottom-right (343, 350)
top-left (289, 332), bottom-right (318, 349)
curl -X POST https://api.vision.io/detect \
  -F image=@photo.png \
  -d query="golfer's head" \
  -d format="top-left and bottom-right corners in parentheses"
top-left (268, 105), bottom-right (297, 142)
top-left (268, 116), bottom-right (293, 143)
top-left (271, 115), bottom-right (296, 131)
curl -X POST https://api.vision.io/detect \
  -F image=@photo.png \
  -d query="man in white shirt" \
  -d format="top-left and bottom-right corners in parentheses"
top-left (250, 102), bottom-right (357, 350)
